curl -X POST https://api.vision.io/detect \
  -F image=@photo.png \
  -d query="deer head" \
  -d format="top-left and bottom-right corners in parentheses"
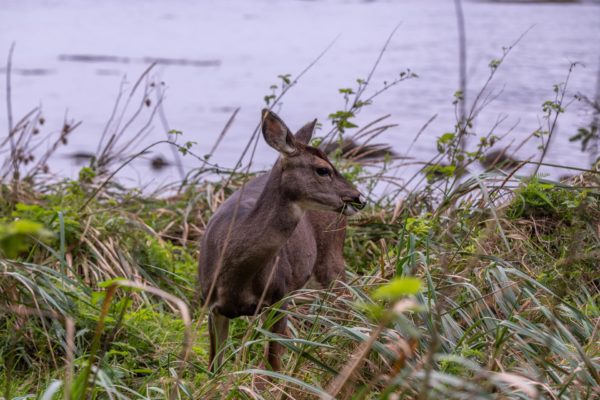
top-left (261, 109), bottom-right (365, 216)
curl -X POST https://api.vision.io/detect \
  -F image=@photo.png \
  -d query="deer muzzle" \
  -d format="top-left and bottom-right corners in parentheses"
top-left (342, 194), bottom-right (366, 216)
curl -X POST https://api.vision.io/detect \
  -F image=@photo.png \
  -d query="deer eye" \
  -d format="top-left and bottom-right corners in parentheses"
top-left (316, 167), bottom-right (331, 177)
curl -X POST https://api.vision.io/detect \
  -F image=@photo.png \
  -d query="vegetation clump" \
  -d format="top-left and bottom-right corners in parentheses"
top-left (1, 155), bottom-right (597, 399)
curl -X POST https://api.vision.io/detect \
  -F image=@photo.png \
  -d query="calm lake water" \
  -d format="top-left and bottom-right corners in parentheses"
top-left (1, 0), bottom-right (599, 187)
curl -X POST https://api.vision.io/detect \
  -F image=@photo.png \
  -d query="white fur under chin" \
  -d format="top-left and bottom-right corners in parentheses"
top-left (290, 203), bottom-right (305, 219)
top-left (343, 204), bottom-right (359, 216)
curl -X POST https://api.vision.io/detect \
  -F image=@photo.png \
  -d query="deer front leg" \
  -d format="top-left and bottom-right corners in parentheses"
top-left (208, 311), bottom-right (230, 373)
top-left (264, 306), bottom-right (289, 371)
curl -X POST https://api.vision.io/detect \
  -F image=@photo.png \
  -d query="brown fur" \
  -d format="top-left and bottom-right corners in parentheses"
top-left (198, 110), bottom-right (364, 371)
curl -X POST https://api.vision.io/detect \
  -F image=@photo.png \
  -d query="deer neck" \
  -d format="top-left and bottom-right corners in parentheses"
top-left (245, 162), bottom-right (303, 251)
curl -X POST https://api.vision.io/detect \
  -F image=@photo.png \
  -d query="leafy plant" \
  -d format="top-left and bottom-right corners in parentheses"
top-left (0, 218), bottom-right (51, 257)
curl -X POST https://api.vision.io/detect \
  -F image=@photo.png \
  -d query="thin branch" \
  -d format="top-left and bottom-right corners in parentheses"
top-left (534, 62), bottom-right (577, 175)
top-left (454, 0), bottom-right (468, 160)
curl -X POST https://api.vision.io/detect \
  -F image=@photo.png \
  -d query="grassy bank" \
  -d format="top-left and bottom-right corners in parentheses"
top-left (1, 160), bottom-right (598, 399)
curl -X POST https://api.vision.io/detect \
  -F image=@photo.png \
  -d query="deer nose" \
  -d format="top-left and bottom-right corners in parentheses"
top-left (354, 195), bottom-right (366, 210)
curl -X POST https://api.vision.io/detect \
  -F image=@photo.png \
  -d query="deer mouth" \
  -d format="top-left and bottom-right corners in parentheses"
top-left (305, 198), bottom-right (364, 216)
top-left (340, 201), bottom-right (362, 216)
top-left (340, 195), bottom-right (365, 216)
top-left (342, 204), bottom-right (358, 216)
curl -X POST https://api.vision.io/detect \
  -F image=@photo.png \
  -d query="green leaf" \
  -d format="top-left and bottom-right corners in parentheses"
top-left (489, 59), bottom-right (502, 70)
top-left (372, 277), bottom-right (422, 301)
top-left (98, 277), bottom-right (128, 288)
top-left (264, 94), bottom-right (276, 105)
top-left (10, 219), bottom-right (46, 235)
top-left (277, 74), bottom-right (291, 85)
top-left (78, 166), bottom-right (96, 183)
top-left (0, 219), bottom-right (53, 258)
top-left (438, 132), bottom-right (456, 145)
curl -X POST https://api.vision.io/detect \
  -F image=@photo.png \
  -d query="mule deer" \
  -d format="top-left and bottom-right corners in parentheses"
top-left (198, 109), bottom-right (365, 371)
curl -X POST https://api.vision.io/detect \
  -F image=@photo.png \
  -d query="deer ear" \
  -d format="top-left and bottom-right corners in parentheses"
top-left (295, 119), bottom-right (317, 145)
top-left (261, 109), bottom-right (297, 156)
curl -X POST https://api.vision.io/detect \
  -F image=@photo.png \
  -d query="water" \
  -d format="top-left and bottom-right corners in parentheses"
top-left (1, 0), bottom-right (599, 187)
